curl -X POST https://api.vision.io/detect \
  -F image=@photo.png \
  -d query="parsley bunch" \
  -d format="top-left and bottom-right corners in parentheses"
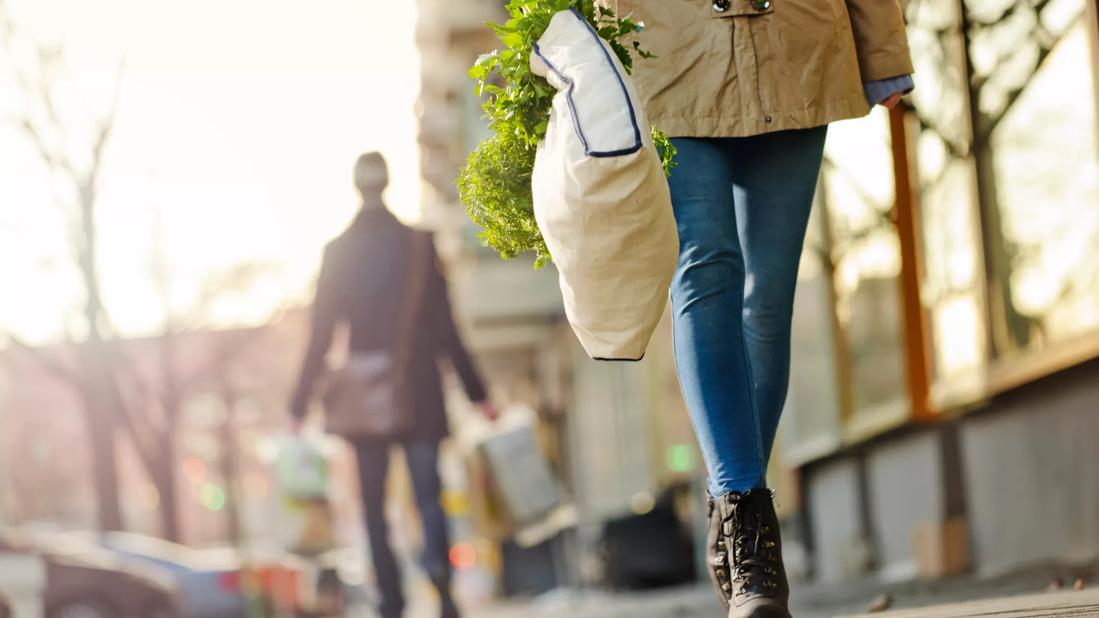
top-left (457, 0), bottom-right (676, 268)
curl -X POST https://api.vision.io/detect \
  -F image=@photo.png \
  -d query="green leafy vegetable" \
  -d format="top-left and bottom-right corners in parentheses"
top-left (457, 130), bottom-right (545, 265)
top-left (652, 127), bottom-right (678, 178)
top-left (457, 0), bottom-right (673, 268)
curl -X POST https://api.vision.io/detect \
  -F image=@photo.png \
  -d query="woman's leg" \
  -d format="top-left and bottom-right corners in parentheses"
top-left (355, 442), bottom-right (404, 618)
top-left (671, 132), bottom-right (825, 618)
top-left (668, 137), bottom-right (765, 497)
top-left (728, 126), bottom-right (828, 465)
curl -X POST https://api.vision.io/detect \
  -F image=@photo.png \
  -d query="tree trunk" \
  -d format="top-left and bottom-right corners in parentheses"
top-left (972, 145), bottom-right (1032, 353)
top-left (86, 411), bottom-right (123, 531)
top-left (73, 155), bottom-right (128, 532)
top-left (960, 5), bottom-right (1034, 355)
top-left (154, 430), bottom-right (183, 542)
top-left (81, 344), bottom-right (124, 532)
top-left (219, 386), bottom-right (243, 544)
top-left (155, 328), bottom-right (184, 543)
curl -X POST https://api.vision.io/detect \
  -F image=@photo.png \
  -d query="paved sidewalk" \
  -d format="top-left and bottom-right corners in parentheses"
top-left (475, 586), bottom-right (717, 618)
top-left (470, 563), bottom-right (1099, 618)
top-left (847, 589), bottom-right (1099, 617)
top-left (349, 562), bottom-right (1098, 617)
top-left (476, 586), bottom-right (1099, 618)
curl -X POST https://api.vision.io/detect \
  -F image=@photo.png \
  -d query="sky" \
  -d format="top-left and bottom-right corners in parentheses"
top-left (0, 0), bottom-right (422, 343)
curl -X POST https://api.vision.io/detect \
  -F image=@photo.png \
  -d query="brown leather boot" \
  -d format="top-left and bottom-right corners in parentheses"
top-left (707, 489), bottom-right (791, 618)
top-left (706, 495), bottom-right (734, 610)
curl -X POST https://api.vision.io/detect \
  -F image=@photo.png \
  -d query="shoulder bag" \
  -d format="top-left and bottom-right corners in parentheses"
top-left (321, 231), bottom-right (430, 440)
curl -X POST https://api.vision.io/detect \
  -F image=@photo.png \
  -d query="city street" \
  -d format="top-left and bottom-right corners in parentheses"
top-left (3, 1), bottom-right (1099, 618)
top-left (379, 563), bottom-right (1099, 618)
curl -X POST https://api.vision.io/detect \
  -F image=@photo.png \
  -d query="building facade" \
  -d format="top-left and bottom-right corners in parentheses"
top-left (784, 0), bottom-right (1099, 581)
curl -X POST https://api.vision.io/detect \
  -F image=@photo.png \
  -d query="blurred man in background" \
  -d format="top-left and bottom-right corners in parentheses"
top-left (290, 152), bottom-right (497, 618)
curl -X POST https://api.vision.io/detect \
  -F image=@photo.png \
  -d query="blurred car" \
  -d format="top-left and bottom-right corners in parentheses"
top-left (1, 531), bottom-right (180, 618)
top-left (54, 532), bottom-right (345, 618)
top-left (45, 549), bottom-right (180, 618)
top-left (0, 538), bottom-right (42, 618)
top-left (43, 532), bottom-right (247, 618)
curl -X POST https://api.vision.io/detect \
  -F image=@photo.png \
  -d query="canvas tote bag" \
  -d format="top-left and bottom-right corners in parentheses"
top-left (530, 9), bottom-right (678, 361)
top-left (321, 232), bottom-right (429, 439)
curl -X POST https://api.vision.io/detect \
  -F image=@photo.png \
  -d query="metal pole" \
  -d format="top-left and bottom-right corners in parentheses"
top-left (889, 105), bottom-right (934, 421)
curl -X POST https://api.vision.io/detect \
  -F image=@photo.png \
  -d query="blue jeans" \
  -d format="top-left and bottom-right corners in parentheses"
top-left (355, 440), bottom-right (458, 618)
top-left (668, 127), bottom-right (828, 497)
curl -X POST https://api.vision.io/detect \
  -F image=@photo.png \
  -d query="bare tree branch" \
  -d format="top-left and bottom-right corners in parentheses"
top-left (88, 58), bottom-right (125, 181)
top-left (1, 10), bottom-right (76, 179)
top-left (1, 2), bottom-right (132, 530)
top-left (970, 0), bottom-right (1053, 28)
top-left (965, 0), bottom-right (1079, 137)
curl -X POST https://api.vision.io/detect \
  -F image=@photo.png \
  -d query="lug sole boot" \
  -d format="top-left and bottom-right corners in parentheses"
top-left (707, 489), bottom-right (791, 618)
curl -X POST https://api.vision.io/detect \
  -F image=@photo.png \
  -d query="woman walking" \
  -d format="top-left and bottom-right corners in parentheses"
top-left (616, 1), bottom-right (913, 615)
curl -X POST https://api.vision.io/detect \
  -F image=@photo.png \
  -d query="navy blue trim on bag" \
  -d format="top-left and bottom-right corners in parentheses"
top-left (532, 9), bottom-right (644, 158)
top-left (532, 42), bottom-right (592, 155)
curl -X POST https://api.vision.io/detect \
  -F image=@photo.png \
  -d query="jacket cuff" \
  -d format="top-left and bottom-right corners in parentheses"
top-left (864, 74), bottom-right (914, 105)
top-left (858, 48), bottom-right (916, 83)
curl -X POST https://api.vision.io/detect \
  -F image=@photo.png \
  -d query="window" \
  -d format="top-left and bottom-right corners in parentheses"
top-left (984, 10), bottom-right (1099, 351)
top-left (907, 0), bottom-right (991, 400)
top-left (906, 0), bottom-right (1099, 405)
top-left (783, 203), bottom-right (846, 462)
top-left (782, 110), bottom-right (912, 457)
top-left (782, 0), bottom-right (1099, 463)
top-left (819, 111), bottom-right (910, 435)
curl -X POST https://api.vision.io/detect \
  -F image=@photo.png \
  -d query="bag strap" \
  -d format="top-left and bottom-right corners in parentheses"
top-left (392, 230), bottom-right (430, 379)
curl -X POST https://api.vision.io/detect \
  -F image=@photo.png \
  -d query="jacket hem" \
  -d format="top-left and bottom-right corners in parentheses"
top-left (650, 97), bottom-right (873, 139)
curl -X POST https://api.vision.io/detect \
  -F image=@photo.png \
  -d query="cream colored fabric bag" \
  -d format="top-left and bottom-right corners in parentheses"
top-left (531, 9), bottom-right (678, 361)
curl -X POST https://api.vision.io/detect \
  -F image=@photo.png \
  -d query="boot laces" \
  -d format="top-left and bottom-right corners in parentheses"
top-left (727, 496), bottom-right (780, 595)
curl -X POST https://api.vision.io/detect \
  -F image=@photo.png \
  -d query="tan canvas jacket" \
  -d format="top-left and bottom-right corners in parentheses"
top-left (609, 0), bottom-right (914, 137)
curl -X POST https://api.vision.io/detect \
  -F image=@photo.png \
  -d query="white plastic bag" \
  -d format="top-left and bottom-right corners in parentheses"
top-left (531, 8), bottom-right (678, 361)
top-left (274, 433), bottom-right (334, 555)
top-left (458, 405), bottom-right (576, 547)
top-left (477, 418), bottom-right (561, 526)
top-left (275, 433), bottom-right (329, 502)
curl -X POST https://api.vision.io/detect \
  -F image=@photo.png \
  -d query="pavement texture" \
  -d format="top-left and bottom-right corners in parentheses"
top-left (847, 589), bottom-right (1099, 617)
top-left (467, 562), bottom-right (1099, 618)
top-left (474, 586), bottom-right (1099, 618)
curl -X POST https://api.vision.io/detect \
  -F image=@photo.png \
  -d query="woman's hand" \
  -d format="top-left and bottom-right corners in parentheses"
top-left (880, 92), bottom-right (904, 109)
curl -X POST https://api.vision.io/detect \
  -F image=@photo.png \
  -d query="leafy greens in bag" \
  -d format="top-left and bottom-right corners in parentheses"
top-left (457, 0), bottom-right (675, 268)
